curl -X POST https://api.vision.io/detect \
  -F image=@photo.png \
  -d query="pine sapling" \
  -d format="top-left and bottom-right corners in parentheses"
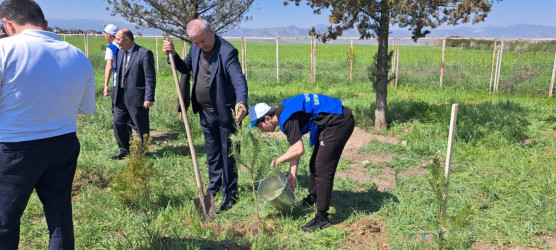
top-left (230, 122), bottom-right (268, 223)
top-left (426, 152), bottom-right (473, 249)
top-left (113, 134), bottom-right (157, 209)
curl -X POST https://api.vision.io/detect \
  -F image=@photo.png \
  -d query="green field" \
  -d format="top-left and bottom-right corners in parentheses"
top-left (18, 35), bottom-right (556, 249)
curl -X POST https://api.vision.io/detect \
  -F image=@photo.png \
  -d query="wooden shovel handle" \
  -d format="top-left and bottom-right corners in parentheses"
top-left (169, 52), bottom-right (209, 220)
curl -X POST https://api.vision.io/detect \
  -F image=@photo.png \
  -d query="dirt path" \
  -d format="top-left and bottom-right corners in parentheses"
top-left (336, 127), bottom-right (400, 191)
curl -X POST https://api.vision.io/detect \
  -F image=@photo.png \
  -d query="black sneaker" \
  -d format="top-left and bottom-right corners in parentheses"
top-left (301, 215), bottom-right (331, 232)
top-left (295, 195), bottom-right (315, 207)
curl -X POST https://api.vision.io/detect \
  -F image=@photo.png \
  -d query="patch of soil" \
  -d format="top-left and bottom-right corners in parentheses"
top-left (536, 235), bottom-right (556, 249)
top-left (542, 131), bottom-right (556, 136)
top-left (72, 172), bottom-right (110, 192)
top-left (372, 166), bottom-right (396, 191)
top-left (398, 167), bottom-right (427, 178)
top-left (337, 126), bottom-right (399, 190)
top-left (342, 127), bottom-right (399, 159)
top-left (337, 216), bottom-right (390, 249)
top-left (337, 163), bottom-right (371, 184)
top-left (150, 130), bottom-right (181, 145)
top-left (108, 129), bottom-right (183, 147)
top-left (222, 219), bottom-right (276, 238)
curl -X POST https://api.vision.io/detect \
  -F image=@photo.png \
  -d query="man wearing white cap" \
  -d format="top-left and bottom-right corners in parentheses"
top-left (101, 23), bottom-right (119, 96)
top-left (249, 93), bottom-right (354, 232)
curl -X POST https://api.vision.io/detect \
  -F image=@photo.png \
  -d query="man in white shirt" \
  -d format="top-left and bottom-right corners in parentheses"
top-left (0, 0), bottom-right (95, 248)
top-left (102, 23), bottom-right (119, 96)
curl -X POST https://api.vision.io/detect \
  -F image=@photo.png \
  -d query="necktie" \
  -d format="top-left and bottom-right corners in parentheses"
top-left (120, 51), bottom-right (128, 88)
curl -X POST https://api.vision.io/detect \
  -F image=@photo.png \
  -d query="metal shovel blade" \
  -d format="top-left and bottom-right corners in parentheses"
top-left (193, 193), bottom-right (216, 221)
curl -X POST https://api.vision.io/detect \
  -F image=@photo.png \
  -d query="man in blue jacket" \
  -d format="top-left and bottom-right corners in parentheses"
top-left (163, 19), bottom-right (248, 212)
top-left (249, 93), bottom-right (354, 232)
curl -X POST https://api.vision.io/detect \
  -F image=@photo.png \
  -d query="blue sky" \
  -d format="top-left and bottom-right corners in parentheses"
top-left (35, 0), bottom-right (556, 29)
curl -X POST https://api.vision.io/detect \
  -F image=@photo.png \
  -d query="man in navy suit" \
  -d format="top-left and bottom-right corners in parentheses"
top-left (110, 28), bottom-right (156, 159)
top-left (163, 19), bottom-right (248, 211)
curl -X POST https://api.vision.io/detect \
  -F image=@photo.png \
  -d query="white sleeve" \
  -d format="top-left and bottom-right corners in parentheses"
top-left (78, 59), bottom-right (96, 115)
top-left (105, 47), bottom-right (115, 60)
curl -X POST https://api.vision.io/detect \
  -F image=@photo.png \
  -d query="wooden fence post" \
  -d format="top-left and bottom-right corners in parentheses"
top-left (350, 39), bottom-right (354, 84)
top-left (391, 38), bottom-right (396, 86)
top-left (395, 38), bottom-right (400, 88)
top-left (489, 40), bottom-right (498, 93)
top-left (440, 38), bottom-right (446, 87)
top-left (493, 47), bottom-right (500, 92)
top-left (550, 51), bottom-right (556, 97)
top-left (83, 34), bottom-right (88, 58)
top-left (495, 40), bottom-right (505, 92)
top-left (312, 38), bottom-right (317, 85)
top-left (241, 37), bottom-right (246, 74)
top-left (242, 37), bottom-right (247, 79)
top-left (276, 38), bottom-right (280, 82)
top-left (310, 37), bottom-right (314, 84)
top-left (155, 36), bottom-right (159, 74)
top-left (86, 33), bottom-right (89, 58)
top-left (181, 40), bottom-right (186, 58)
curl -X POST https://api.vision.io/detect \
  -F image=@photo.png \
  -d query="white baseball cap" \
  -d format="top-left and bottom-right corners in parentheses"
top-left (101, 24), bottom-right (118, 36)
top-left (249, 103), bottom-right (271, 129)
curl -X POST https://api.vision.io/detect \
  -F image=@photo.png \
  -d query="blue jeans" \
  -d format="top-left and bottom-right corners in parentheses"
top-left (0, 133), bottom-right (79, 250)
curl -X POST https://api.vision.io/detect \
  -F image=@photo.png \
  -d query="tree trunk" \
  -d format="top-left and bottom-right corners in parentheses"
top-left (374, 0), bottom-right (390, 131)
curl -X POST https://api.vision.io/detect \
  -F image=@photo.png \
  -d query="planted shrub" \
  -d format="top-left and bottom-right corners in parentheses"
top-left (112, 135), bottom-right (158, 209)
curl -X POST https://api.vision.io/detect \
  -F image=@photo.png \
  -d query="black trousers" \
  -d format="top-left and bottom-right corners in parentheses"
top-left (308, 109), bottom-right (355, 218)
top-left (113, 89), bottom-right (150, 151)
top-left (199, 110), bottom-right (238, 197)
top-left (0, 133), bottom-right (79, 249)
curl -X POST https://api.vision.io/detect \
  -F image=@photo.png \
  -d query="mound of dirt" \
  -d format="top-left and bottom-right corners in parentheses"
top-left (338, 216), bottom-right (389, 249)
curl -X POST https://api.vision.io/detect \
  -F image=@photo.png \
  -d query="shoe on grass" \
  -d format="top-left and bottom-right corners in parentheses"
top-left (301, 215), bottom-right (331, 232)
top-left (295, 195), bottom-right (315, 207)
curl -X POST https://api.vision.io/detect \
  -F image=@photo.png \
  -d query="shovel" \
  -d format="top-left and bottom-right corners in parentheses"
top-left (169, 50), bottom-right (215, 221)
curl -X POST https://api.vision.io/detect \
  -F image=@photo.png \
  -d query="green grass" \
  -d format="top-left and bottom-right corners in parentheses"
top-left (16, 35), bottom-right (556, 249)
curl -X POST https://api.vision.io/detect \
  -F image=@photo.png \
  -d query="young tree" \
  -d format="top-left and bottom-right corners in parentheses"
top-left (106, 0), bottom-right (254, 41)
top-left (285, 0), bottom-right (500, 130)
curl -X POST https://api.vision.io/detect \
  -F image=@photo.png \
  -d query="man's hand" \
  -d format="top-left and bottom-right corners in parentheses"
top-left (103, 86), bottom-right (110, 96)
top-left (162, 38), bottom-right (176, 57)
top-left (270, 158), bottom-right (278, 170)
top-left (143, 101), bottom-right (153, 109)
top-left (286, 173), bottom-right (296, 191)
top-left (235, 102), bottom-right (247, 122)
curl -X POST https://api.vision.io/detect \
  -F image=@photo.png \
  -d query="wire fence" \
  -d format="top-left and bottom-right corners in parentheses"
top-left (63, 33), bottom-right (556, 97)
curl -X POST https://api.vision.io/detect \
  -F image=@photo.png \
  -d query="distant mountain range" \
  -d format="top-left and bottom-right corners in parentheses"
top-left (47, 18), bottom-right (556, 39)
top-left (222, 24), bottom-right (556, 39)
